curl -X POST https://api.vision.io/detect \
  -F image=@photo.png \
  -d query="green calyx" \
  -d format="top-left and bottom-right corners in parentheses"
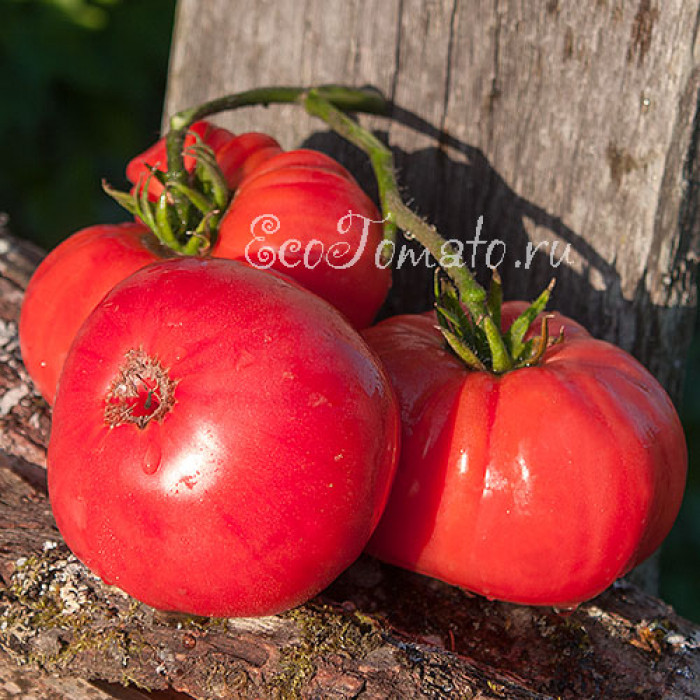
top-left (104, 84), bottom-right (390, 257)
top-left (435, 272), bottom-right (562, 373)
top-left (104, 135), bottom-right (229, 256)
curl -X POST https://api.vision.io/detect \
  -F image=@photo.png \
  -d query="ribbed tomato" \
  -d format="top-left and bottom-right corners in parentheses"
top-left (363, 302), bottom-right (687, 607)
top-left (128, 120), bottom-right (391, 329)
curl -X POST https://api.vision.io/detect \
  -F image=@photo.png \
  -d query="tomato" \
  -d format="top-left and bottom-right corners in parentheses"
top-left (362, 302), bottom-right (687, 607)
top-left (211, 147), bottom-right (390, 330)
top-left (47, 258), bottom-right (399, 617)
top-left (19, 223), bottom-right (164, 405)
top-left (21, 121), bottom-right (390, 404)
top-left (128, 121), bottom-right (391, 329)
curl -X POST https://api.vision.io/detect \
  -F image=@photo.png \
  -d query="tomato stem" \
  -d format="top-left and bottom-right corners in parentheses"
top-left (303, 91), bottom-right (515, 372)
top-left (302, 90), bottom-right (563, 374)
top-left (166, 85), bottom-right (387, 195)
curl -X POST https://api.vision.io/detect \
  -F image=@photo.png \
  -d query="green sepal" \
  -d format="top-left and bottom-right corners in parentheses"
top-left (434, 271), bottom-right (490, 361)
top-left (524, 315), bottom-right (552, 366)
top-left (440, 327), bottom-right (487, 371)
top-left (184, 208), bottom-right (221, 255)
top-left (168, 181), bottom-right (216, 215)
top-left (142, 165), bottom-right (168, 187)
top-left (102, 180), bottom-right (141, 218)
top-left (482, 269), bottom-right (515, 372)
top-left (155, 190), bottom-right (180, 250)
top-left (187, 142), bottom-right (230, 210)
top-left (483, 314), bottom-right (514, 373)
top-left (504, 279), bottom-right (555, 361)
top-left (138, 172), bottom-right (158, 232)
top-left (516, 338), bottom-right (534, 365)
top-left (517, 315), bottom-right (564, 368)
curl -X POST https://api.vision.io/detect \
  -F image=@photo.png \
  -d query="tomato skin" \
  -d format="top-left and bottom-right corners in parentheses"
top-left (362, 303), bottom-right (687, 607)
top-left (48, 258), bottom-right (399, 617)
top-left (19, 223), bottom-right (164, 404)
top-left (213, 149), bottom-right (390, 329)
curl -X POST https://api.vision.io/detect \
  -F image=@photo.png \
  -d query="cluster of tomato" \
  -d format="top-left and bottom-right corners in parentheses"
top-left (20, 118), bottom-right (687, 618)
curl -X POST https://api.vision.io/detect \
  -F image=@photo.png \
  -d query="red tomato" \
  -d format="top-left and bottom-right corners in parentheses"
top-left (128, 122), bottom-right (391, 329)
top-left (362, 303), bottom-right (687, 607)
top-left (212, 148), bottom-right (390, 330)
top-left (48, 258), bottom-right (399, 617)
top-left (21, 123), bottom-right (390, 404)
top-left (19, 223), bottom-right (164, 405)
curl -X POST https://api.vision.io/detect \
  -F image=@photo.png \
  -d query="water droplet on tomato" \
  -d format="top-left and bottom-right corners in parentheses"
top-left (142, 441), bottom-right (162, 475)
top-left (100, 572), bottom-right (115, 586)
top-left (309, 393), bottom-right (330, 408)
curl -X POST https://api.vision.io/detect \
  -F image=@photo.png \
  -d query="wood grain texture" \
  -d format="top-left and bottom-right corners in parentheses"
top-left (164, 0), bottom-right (699, 400)
top-left (0, 232), bottom-right (699, 697)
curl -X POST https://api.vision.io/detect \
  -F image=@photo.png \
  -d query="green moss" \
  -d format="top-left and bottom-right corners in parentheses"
top-left (204, 660), bottom-right (249, 697)
top-left (155, 610), bottom-right (229, 633)
top-left (270, 603), bottom-right (383, 699)
top-left (2, 552), bottom-right (390, 698)
top-left (0, 547), bottom-right (148, 685)
top-left (556, 615), bottom-right (593, 653)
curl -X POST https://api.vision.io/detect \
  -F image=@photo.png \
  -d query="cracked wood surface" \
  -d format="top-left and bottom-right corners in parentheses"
top-left (0, 228), bottom-right (699, 698)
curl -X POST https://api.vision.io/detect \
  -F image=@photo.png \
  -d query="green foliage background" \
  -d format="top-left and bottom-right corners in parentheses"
top-left (1, 0), bottom-right (698, 623)
top-left (0, 0), bottom-right (174, 248)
